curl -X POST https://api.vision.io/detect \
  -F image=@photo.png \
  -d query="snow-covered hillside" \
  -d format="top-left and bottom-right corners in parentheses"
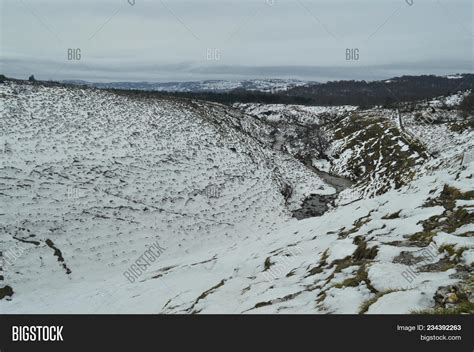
top-left (0, 81), bottom-right (472, 314)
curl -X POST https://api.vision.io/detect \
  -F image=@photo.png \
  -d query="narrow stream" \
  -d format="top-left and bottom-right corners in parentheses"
top-left (292, 159), bottom-right (354, 220)
top-left (268, 124), bottom-right (353, 220)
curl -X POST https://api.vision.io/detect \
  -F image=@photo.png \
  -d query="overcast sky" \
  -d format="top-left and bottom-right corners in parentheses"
top-left (1, 0), bottom-right (472, 82)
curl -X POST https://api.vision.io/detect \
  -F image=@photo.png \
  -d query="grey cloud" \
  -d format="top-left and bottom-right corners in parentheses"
top-left (1, 0), bottom-right (472, 82)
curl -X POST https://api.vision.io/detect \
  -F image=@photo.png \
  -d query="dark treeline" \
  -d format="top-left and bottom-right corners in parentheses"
top-left (287, 74), bottom-right (474, 107)
top-left (154, 90), bottom-right (314, 105)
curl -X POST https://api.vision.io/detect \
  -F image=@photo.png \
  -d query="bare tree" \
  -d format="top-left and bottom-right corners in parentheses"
top-left (300, 124), bottom-right (329, 159)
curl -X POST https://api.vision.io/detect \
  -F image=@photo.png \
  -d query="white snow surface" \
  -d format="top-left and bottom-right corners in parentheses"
top-left (0, 82), bottom-right (472, 314)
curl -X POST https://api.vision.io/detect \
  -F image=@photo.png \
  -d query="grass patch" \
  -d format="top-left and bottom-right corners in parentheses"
top-left (448, 120), bottom-right (474, 133)
top-left (412, 301), bottom-right (474, 315)
top-left (263, 257), bottom-right (273, 271)
top-left (254, 301), bottom-right (273, 309)
top-left (331, 112), bottom-right (427, 194)
top-left (315, 291), bottom-right (327, 304)
top-left (333, 264), bottom-right (377, 293)
top-left (424, 185), bottom-right (467, 210)
top-left (409, 231), bottom-right (436, 246)
top-left (338, 214), bottom-right (371, 239)
top-left (358, 289), bottom-right (401, 314)
top-left (333, 266), bottom-right (370, 289)
top-left (333, 256), bottom-right (354, 273)
top-left (306, 249), bottom-right (329, 277)
top-left (353, 237), bottom-right (378, 260)
top-left (438, 244), bottom-right (467, 261)
top-left (412, 184), bottom-right (473, 238)
top-left (444, 208), bottom-right (473, 233)
top-left (382, 210), bottom-right (402, 219)
top-left (0, 285), bottom-right (13, 300)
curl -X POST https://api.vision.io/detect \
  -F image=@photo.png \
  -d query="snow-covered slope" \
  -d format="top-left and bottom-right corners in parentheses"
top-left (1, 82), bottom-right (472, 314)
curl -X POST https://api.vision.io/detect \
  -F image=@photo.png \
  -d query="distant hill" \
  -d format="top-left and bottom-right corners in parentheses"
top-left (90, 74), bottom-right (473, 108)
top-left (62, 78), bottom-right (314, 93)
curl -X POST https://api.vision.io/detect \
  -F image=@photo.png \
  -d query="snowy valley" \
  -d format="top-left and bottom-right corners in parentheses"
top-left (0, 80), bottom-right (473, 314)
